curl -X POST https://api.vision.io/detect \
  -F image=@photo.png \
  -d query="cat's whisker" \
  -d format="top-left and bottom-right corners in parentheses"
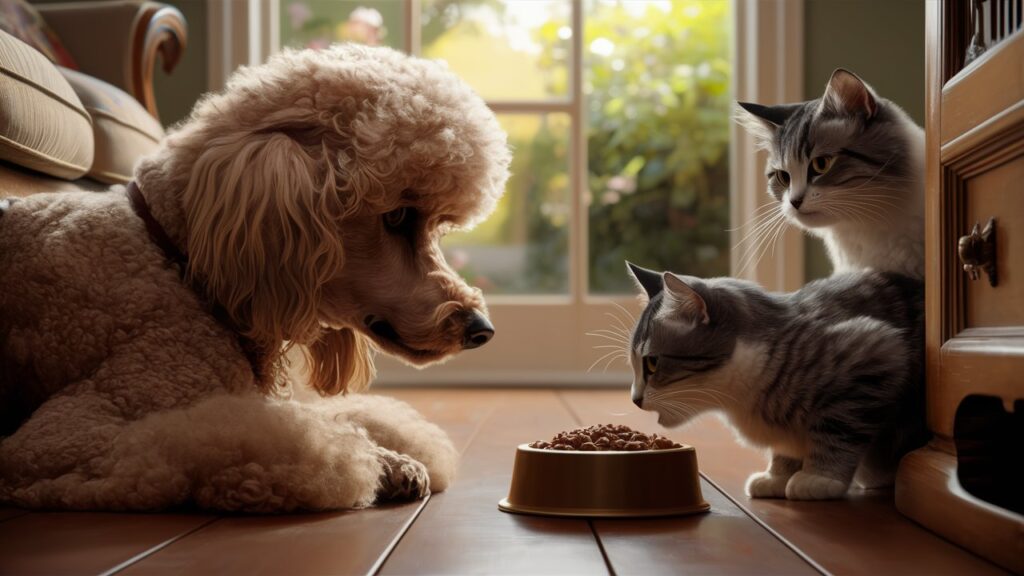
top-left (603, 312), bottom-right (631, 335)
top-left (733, 208), bottom-right (786, 251)
top-left (736, 211), bottom-right (787, 276)
top-left (726, 203), bottom-right (779, 233)
top-left (831, 200), bottom-right (892, 224)
top-left (587, 349), bottom-right (626, 373)
top-left (741, 213), bottom-right (789, 274)
top-left (585, 330), bottom-right (628, 344)
top-left (600, 352), bottom-right (628, 373)
top-left (610, 301), bottom-right (638, 325)
top-left (767, 210), bottom-right (792, 258)
top-left (649, 398), bottom-right (691, 419)
top-left (654, 388), bottom-right (735, 405)
top-left (591, 344), bottom-right (626, 350)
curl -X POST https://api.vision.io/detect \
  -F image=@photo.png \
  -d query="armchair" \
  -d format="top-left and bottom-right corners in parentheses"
top-left (0, 0), bottom-right (187, 196)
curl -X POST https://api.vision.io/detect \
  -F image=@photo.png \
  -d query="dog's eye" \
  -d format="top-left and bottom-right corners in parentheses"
top-left (383, 207), bottom-right (417, 237)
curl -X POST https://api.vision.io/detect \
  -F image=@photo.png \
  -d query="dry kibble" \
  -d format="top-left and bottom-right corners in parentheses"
top-left (529, 424), bottom-right (683, 452)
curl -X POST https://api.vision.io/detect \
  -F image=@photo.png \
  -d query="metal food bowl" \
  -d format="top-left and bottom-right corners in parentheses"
top-left (498, 443), bottom-right (710, 518)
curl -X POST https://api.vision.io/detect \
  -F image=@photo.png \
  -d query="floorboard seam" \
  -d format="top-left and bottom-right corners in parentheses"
top-left (588, 520), bottom-right (617, 576)
top-left (370, 391), bottom-right (502, 575)
top-left (99, 516), bottom-right (222, 576)
top-left (698, 473), bottom-right (831, 576)
top-left (367, 495), bottom-right (432, 576)
top-left (556, 389), bottom-right (584, 426)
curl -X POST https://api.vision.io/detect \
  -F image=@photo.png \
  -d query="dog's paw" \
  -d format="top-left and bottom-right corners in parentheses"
top-left (746, 471), bottom-right (789, 499)
top-left (785, 471), bottom-right (848, 500)
top-left (376, 448), bottom-right (430, 502)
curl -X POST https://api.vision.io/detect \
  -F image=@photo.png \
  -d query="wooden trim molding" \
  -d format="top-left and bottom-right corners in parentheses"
top-left (898, 2), bottom-right (1024, 572)
top-left (129, 2), bottom-right (187, 119)
top-left (729, 0), bottom-right (805, 292)
top-left (896, 446), bottom-right (1023, 574)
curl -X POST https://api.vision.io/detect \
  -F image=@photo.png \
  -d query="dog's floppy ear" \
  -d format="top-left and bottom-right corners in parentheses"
top-left (302, 328), bottom-right (376, 395)
top-left (182, 131), bottom-right (348, 370)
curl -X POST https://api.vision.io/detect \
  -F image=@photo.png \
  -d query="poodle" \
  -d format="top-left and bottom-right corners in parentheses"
top-left (0, 45), bottom-right (511, 512)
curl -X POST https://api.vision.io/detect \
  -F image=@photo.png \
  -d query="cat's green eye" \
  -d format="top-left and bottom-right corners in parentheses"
top-left (811, 155), bottom-right (836, 175)
top-left (644, 356), bottom-right (658, 374)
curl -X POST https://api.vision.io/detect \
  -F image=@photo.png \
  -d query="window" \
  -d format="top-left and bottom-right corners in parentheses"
top-left (212, 0), bottom-right (804, 384)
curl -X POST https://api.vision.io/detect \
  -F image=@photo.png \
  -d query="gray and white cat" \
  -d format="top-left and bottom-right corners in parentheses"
top-left (736, 69), bottom-right (925, 279)
top-left (625, 262), bottom-right (926, 500)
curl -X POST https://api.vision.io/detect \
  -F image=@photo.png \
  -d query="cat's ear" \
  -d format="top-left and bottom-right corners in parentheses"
top-left (734, 102), bottom-right (800, 149)
top-left (662, 273), bottom-right (710, 325)
top-left (821, 68), bottom-right (877, 119)
top-left (626, 261), bottom-right (663, 299)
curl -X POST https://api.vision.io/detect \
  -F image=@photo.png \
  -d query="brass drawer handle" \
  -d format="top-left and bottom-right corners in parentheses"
top-left (958, 218), bottom-right (998, 287)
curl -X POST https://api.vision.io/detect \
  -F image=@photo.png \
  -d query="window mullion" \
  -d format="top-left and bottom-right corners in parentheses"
top-left (485, 101), bottom-right (573, 114)
top-left (407, 0), bottom-right (421, 55)
top-left (570, 0), bottom-right (585, 307)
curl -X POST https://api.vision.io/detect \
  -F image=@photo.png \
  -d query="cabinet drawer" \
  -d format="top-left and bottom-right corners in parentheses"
top-left (964, 151), bottom-right (1024, 329)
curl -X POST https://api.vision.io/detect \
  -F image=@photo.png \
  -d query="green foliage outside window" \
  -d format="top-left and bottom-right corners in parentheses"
top-left (540, 1), bottom-right (732, 293)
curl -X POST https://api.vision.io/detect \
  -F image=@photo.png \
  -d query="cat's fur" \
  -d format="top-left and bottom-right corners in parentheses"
top-left (625, 262), bottom-right (926, 500)
top-left (736, 69), bottom-right (925, 279)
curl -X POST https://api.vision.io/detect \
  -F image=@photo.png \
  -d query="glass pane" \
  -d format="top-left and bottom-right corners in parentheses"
top-left (582, 0), bottom-right (732, 293)
top-left (279, 1), bottom-right (406, 51)
top-left (443, 114), bottom-right (571, 295)
top-left (421, 0), bottom-right (571, 100)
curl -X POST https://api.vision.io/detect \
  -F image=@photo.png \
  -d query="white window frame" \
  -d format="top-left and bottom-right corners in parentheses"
top-left (206, 0), bottom-right (804, 386)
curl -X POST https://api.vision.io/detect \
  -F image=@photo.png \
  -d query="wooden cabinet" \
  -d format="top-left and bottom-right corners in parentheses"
top-left (894, 2), bottom-right (1024, 573)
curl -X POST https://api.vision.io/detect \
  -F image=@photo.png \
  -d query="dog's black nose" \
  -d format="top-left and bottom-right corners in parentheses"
top-left (463, 312), bottom-right (494, 349)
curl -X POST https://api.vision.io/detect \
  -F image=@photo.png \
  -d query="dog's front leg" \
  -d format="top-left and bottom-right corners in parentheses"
top-left (314, 394), bottom-right (459, 492)
top-left (0, 391), bottom-right (425, 512)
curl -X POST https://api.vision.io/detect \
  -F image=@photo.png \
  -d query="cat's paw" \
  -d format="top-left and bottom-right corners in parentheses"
top-left (376, 448), bottom-right (430, 502)
top-left (746, 471), bottom-right (789, 498)
top-left (785, 471), bottom-right (848, 500)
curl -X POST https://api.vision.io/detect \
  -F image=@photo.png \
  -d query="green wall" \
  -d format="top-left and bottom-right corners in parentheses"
top-left (803, 0), bottom-right (925, 280)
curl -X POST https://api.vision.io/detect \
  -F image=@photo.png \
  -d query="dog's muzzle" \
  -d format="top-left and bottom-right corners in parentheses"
top-left (364, 311), bottom-right (494, 351)
top-left (462, 311), bottom-right (494, 349)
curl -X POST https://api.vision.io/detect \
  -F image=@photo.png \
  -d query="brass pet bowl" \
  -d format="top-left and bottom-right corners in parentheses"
top-left (498, 443), bottom-right (710, 518)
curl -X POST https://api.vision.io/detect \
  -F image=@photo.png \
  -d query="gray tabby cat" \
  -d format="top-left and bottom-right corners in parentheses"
top-left (736, 69), bottom-right (924, 279)
top-left (625, 262), bottom-right (925, 500)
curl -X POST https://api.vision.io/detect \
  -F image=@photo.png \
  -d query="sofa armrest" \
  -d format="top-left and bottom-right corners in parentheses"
top-left (35, 1), bottom-right (187, 121)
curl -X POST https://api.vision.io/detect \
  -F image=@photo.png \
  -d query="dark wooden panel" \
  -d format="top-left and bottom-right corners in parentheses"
top-left (560, 389), bottom-right (1007, 576)
top-left (0, 512), bottom-right (213, 576)
top-left (378, 390), bottom-right (609, 575)
top-left (964, 152), bottom-right (1024, 328)
top-left (897, 447), bottom-right (1021, 574)
top-left (942, 32), bottom-right (1024, 144)
top-left (120, 389), bottom-right (498, 576)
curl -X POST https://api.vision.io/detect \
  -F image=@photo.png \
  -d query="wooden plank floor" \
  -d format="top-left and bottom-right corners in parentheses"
top-left (0, 388), bottom-right (1007, 575)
